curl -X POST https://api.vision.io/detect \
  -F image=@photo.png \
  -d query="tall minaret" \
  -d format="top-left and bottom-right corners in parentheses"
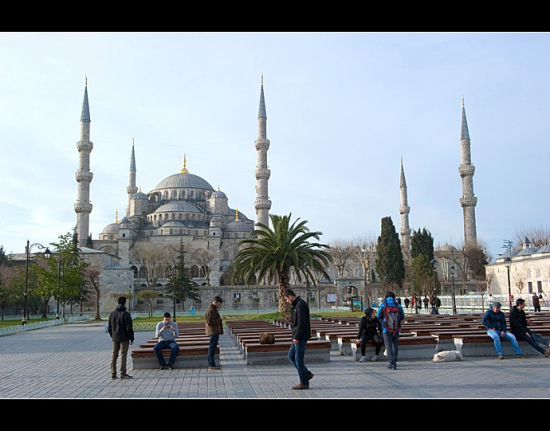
top-left (399, 158), bottom-right (411, 258)
top-left (126, 138), bottom-right (138, 216)
top-left (254, 75), bottom-right (271, 229)
top-left (458, 98), bottom-right (478, 247)
top-left (74, 77), bottom-right (94, 246)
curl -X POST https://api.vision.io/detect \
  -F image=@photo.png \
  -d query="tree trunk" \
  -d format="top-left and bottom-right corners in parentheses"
top-left (278, 270), bottom-right (291, 313)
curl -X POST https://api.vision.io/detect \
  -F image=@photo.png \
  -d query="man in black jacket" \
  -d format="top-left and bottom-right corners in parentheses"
top-left (284, 289), bottom-right (313, 390)
top-left (510, 298), bottom-right (550, 357)
top-left (108, 297), bottom-right (135, 379)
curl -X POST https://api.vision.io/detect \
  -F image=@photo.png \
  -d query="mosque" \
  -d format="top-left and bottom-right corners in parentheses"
top-left (72, 75), bottom-right (483, 313)
top-left (73, 77), bottom-right (271, 311)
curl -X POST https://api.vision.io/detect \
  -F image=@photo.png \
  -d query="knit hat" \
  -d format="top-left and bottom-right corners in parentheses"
top-left (493, 302), bottom-right (501, 309)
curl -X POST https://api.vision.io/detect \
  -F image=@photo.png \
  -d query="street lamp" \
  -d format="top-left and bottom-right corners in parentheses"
top-left (55, 252), bottom-right (62, 319)
top-left (171, 264), bottom-right (177, 322)
top-left (504, 257), bottom-right (512, 311)
top-left (23, 240), bottom-right (49, 325)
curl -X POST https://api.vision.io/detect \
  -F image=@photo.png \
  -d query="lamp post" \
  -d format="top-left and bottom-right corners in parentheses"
top-left (23, 240), bottom-right (49, 325)
top-left (504, 257), bottom-right (512, 311)
top-left (56, 253), bottom-right (62, 319)
top-left (171, 264), bottom-right (177, 322)
top-left (430, 258), bottom-right (437, 313)
top-left (450, 265), bottom-right (457, 314)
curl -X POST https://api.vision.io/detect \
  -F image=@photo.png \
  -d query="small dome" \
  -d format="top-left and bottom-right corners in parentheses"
top-left (435, 244), bottom-right (458, 252)
top-left (101, 223), bottom-right (120, 234)
top-left (211, 190), bottom-right (227, 199)
top-left (224, 220), bottom-right (252, 232)
top-left (132, 191), bottom-right (147, 200)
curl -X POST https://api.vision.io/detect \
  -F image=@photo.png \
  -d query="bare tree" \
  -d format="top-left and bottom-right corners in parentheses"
top-left (328, 240), bottom-right (354, 278)
top-left (132, 243), bottom-right (172, 289)
top-left (85, 265), bottom-right (101, 320)
top-left (515, 226), bottom-right (550, 247)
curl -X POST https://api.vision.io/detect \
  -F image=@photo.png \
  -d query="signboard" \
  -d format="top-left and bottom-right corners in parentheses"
top-left (351, 296), bottom-right (362, 312)
top-left (327, 293), bottom-right (338, 303)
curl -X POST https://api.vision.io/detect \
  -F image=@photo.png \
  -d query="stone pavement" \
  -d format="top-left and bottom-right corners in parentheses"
top-left (1, 321), bottom-right (549, 399)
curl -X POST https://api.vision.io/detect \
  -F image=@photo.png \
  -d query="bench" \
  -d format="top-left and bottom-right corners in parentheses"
top-left (244, 339), bottom-right (331, 365)
top-left (131, 344), bottom-right (220, 369)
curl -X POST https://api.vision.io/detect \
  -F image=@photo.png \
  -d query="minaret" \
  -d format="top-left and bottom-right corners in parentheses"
top-left (74, 77), bottom-right (94, 246)
top-left (126, 138), bottom-right (138, 216)
top-left (458, 98), bottom-right (478, 247)
top-left (399, 158), bottom-right (411, 258)
top-left (254, 74), bottom-right (271, 229)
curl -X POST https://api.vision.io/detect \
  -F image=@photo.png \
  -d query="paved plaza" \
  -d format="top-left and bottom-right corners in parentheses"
top-left (1, 320), bottom-right (549, 399)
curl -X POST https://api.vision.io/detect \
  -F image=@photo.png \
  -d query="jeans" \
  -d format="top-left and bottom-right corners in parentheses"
top-left (383, 332), bottom-right (399, 366)
top-left (208, 334), bottom-right (220, 366)
top-left (517, 331), bottom-right (549, 355)
top-left (288, 339), bottom-right (310, 385)
top-left (486, 330), bottom-right (523, 355)
top-left (153, 340), bottom-right (179, 366)
top-left (111, 340), bottom-right (129, 376)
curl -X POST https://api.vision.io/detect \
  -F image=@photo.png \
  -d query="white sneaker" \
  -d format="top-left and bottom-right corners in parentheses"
top-left (371, 355), bottom-right (378, 362)
top-left (359, 356), bottom-right (367, 362)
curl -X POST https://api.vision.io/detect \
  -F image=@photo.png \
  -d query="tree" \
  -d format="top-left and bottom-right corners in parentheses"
top-left (166, 241), bottom-right (198, 317)
top-left (35, 231), bottom-right (88, 318)
top-left (85, 265), bottom-right (101, 320)
top-left (232, 213), bottom-right (333, 313)
top-left (410, 253), bottom-right (435, 295)
top-left (410, 228), bottom-right (434, 262)
top-left (375, 217), bottom-right (405, 291)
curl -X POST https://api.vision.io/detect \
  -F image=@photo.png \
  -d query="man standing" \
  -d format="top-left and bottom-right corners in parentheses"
top-left (482, 302), bottom-right (525, 359)
top-left (153, 312), bottom-right (180, 369)
top-left (377, 291), bottom-right (405, 370)
top-left (510, 298), bottom-right (550, 357)
top-left (285, 289), bottom-right (313, 390)
top-left (108, 297), bottom-right (134, 379)
top-left (205, 296), bottom-right (223, 370)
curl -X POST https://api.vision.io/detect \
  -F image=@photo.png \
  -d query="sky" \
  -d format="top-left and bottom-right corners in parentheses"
top-left (1, 32), bottom-right (549, 262)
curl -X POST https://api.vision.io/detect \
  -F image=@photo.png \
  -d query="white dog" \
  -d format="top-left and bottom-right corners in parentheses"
top-left (432, 350), bottom-right (463, 362)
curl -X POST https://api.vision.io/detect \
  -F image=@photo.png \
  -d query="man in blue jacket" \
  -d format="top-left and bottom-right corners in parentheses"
top-left (377, 291), bottom-right (405, 370)
top-left (482, 302), bottom-right (525, 359)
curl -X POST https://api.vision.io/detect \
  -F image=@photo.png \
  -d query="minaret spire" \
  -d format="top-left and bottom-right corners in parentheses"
top-left (399, 158), bottom-right (411, 258)
top-left (74, 77), bottom-right (94, 246)
top-left (254, 75), bottom-right (271, 228)
top-left (458, 99), bottom-right (478, 247)
top-left (126, 138), bottom-right (138, 216)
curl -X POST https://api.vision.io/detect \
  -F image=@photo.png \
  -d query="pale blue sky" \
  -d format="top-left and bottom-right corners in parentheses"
top-left (1, 32), bottom-right (549, 261)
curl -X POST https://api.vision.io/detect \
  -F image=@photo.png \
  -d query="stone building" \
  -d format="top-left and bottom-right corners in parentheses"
top-left (486, 238), bottom-right (550, 300)
top-left (72, 77), bottom-right (271, 313)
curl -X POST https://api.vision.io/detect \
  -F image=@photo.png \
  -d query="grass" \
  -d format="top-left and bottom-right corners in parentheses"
top-left (0, 318), bottom-right (53, 328)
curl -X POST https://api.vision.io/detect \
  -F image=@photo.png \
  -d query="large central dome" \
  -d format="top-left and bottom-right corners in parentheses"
top-left (153, 172), bottom-right (214, 191)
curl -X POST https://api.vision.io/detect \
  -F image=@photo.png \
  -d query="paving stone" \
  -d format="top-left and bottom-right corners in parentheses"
top-left (1, 321), bottom-right (549, 398)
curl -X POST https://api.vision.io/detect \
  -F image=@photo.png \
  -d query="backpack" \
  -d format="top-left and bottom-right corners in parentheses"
top-left (384, 305), bottom-right (401, 334)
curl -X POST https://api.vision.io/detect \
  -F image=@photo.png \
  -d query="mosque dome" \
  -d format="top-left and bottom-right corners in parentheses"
top-left (153, 172), bottom-right (214, 191)
top-left (100, 222), bottom-right (120, 235)
top-left (154, 201), bottom-right (202, 213)
top-left (132, 191), bottom-right (147, 200)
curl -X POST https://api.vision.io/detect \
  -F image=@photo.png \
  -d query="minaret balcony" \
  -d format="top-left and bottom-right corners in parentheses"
top-left (75, 170), bottom-right (93, 183)
top-left (74, 202), bottom-right (93, 213)
top-left (76, 140), bottom-right (93, 152)
top-left (254, 198), bottom-right (272, 210)
top-left (255, 167), bottom-right (271, 180)
top-left (254, 138), bottom-right (270, 151)
top-left (458, 164), bottom-right (475, 177)
top-left (460, 196), bottom-right (477, 207)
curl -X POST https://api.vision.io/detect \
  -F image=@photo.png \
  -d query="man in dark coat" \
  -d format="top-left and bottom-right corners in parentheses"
top-left (510, 298), bottom-right (550, 357)
top-left (285, 289), bottom-right (313, 390)
top-left (108, 297), bottom-right (134, 379)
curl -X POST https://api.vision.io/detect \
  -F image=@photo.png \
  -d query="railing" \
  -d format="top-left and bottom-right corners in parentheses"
top-left (0, 314), bottom-right (91, 337)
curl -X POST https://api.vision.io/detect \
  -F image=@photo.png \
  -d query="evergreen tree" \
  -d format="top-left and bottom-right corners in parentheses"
top-left (166, 241), bottom-right (198, 317)
top-left (410, 228), bottom-right (434, 261)
top-left (376, 216), bottom-right (405, 290)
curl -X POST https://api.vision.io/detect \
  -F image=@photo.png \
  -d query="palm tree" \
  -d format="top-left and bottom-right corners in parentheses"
top-left (232, 213), bottom-right (333, 313)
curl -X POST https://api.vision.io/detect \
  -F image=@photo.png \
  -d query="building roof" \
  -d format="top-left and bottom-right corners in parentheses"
top-left (153, 172), bottom-right (214, 191)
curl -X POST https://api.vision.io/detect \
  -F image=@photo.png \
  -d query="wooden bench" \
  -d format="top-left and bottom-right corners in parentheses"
top-left (131, 344), bottom-right (220, 369)
top-left (244, 339), bottom-right (331, 365)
